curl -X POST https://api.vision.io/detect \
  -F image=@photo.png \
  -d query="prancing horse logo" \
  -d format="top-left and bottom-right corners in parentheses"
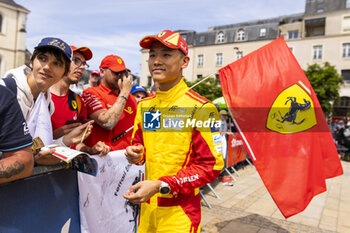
top-left (266, 83), bottom-right (316, 134)
top-left (276, 97), bottom-right (311, 125)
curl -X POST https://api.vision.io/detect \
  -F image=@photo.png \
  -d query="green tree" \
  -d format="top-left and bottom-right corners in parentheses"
top-left (304, 62), bottom-right (343, 116)
top-left (185, 76), bottom-right (222, 101)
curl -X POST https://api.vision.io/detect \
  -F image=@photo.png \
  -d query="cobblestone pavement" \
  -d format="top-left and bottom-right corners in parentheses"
top-left (200, 160), bottom-right (350, 233)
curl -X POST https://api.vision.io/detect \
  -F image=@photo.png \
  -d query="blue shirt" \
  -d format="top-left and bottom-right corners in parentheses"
top-left (0, 85), bottom-right (32, 152)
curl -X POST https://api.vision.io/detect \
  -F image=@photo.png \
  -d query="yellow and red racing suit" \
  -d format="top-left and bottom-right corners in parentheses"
top-left (131, 78), bottom-right (224, 233)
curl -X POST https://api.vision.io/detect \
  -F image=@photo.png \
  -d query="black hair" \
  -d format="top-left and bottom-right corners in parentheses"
top-left (179, 50), bottom-right (186, 57)
top-left (30, 47), bottom-right (71, 76)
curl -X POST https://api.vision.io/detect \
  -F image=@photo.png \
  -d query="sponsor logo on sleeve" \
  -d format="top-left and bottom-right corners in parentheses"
top-left (212, 133), bottom-right (222, 145)
top-left (215, 145), bottom-right (222, 154)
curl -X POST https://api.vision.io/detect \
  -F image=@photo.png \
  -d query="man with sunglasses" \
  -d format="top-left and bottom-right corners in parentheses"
top-left (82, 55), bottom-right (137, 151)
top-left (50, 46), bottom-right (110, 156)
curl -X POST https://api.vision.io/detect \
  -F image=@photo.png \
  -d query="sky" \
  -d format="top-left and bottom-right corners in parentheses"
top-left (15, 0), bottom-right (306, 76)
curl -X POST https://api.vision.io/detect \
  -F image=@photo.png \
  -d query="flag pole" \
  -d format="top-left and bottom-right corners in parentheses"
top-left (189, 71), bottom-right (217, 89)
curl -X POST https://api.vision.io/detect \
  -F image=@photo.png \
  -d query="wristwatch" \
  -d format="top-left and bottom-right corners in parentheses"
top-left (159, 181), bottom-right (171, 195)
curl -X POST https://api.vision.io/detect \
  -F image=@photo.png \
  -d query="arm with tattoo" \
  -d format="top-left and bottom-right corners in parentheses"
top-left (96, 95), bottom-right (128, 130)
top-left (89, 74), bottom-right (133, 131)
top-left (0, 146), bottom-right (34, 184)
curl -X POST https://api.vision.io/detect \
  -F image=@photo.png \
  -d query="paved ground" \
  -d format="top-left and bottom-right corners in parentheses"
top-left (200, 160), bottom-right (350, 233)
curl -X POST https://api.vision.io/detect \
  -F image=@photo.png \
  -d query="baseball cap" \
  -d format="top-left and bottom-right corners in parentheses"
top-left (100, 55), bottom-right (131, 73)
top-left (131, 84), bottom-right (147, 94)
top-left (90, 70), bottom-right (101, 76)
top-left (139, 30), bottom-right (188, 55)
top-left (219, 109), bottom-right (228, 115)
top-left (34, 37), bottom-right (72, 60)
top-left (70, 45), bottom-right (93, 61)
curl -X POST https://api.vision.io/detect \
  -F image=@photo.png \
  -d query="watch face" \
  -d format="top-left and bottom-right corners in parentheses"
top-left (160, 186), bottom-right (170, 194)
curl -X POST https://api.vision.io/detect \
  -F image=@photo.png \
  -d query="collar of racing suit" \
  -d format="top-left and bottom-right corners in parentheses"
top-left (156, 77), bottom-right (189, 102)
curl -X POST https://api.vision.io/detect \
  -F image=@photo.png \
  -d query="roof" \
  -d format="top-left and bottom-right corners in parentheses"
top-left (175, 13), bottom-right (304, 47)
top-left (209, 13), bottom-right (304, 31)
top-left (0, 0), bottom-right (29, 12)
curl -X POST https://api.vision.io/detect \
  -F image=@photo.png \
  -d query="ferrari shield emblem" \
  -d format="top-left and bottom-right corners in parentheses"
top-left (71, 100), bottom-right (77, 110)
top-left (266, 84), bottom-right (316, 134)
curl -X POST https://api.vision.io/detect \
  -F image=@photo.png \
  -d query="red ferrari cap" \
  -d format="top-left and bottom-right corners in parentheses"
top-left (90, 70), bottom-right (100, 76)
top-left (139, 30), bottom-right (188, 55)
top-left (70, 45), bottom-right (93, 61)
top-left (100, 55), bottom-right (131, 73)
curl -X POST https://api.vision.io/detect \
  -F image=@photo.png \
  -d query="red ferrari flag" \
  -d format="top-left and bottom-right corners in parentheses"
top-left (219, 37), bottom-right (343, 218)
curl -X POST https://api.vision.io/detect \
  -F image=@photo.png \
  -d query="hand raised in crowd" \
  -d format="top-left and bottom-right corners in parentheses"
top-left (53, 122), bottom-right (82, 139)
top-left (123, 180), bottom-right (161, 204)
top-left (125, 145), bottom-right (144, 164)
top-left (118, 73), bottom-right (133, 96)
top-left (63, 120), bottom-right (94, 146)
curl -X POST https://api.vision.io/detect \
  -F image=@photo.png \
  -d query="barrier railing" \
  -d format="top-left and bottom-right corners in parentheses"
top-left (0, 165), bottom-right (80, 233)
top-left (201, 133), bottom-right (255, 208)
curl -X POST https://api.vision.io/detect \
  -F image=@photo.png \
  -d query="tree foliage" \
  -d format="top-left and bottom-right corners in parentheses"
top-left (304, 62), bottom-right (343, 115)
top-left (185, 77), bottom-right (222, 101)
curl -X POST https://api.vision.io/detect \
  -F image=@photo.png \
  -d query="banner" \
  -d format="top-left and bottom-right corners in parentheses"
top-left (219, 37), bottom-right (343, 218)
top-left (78, 150), bottom-right (144, 233)
top-left (226, 134), bottom-right (247, 167)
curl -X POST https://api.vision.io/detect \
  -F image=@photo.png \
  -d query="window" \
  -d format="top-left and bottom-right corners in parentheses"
top-left (236, 51), bottom-right (243, 60)
top-left (347, 0), bottom-right (350, 8)
top-left (199, 35), bottom-right (205, 44)
top-left (340, 97), bottom-right (350, 107)
top-left (0, 15), bottom-right (2, 33)
top-left (343, 43), bottom-right (350, 58)
top-left (259, 28), bottom-right (266, 37)
top-left (342, 70), bottom-right (350, 84)
top-left (288, 30), bottom-right (299, 39)
top-left (305, 18), bottom-right (325, 37)
top-left (181, 34), bottom-right (187, 41)
top-left (313, 45), bottom-right (323, 60)
top-left (217, 31), bottom-right (224, 43)
top-left (316, 0), bottom-right (325, 12)
top-left (316, 7), bottom-right (324, 13)
top-left (197, 74), bottom-right (203, 79)
top-left (216, 53), bottom-right (223, 66)
top-left (237, 29), bottom-right (245, 41)
top-left (197, 54), bottom-right (204, 67)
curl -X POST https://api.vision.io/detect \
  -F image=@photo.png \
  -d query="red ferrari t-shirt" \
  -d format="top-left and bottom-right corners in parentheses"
top-left (51, 90), bottom-right (87, 131)
top-left (82, 84), bottom-right (137, 151)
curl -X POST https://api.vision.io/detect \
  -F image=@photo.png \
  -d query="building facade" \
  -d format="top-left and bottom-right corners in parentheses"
top-left (140, 0), bottom-right (350, 116)
top-left (0, 0), bottom-right (29, 77)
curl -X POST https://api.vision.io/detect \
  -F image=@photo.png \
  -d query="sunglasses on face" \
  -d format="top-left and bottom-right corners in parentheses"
top-left (72, 57), bottom-right (89, 69)
top-left (111, 70), bottom-right (129, 78)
